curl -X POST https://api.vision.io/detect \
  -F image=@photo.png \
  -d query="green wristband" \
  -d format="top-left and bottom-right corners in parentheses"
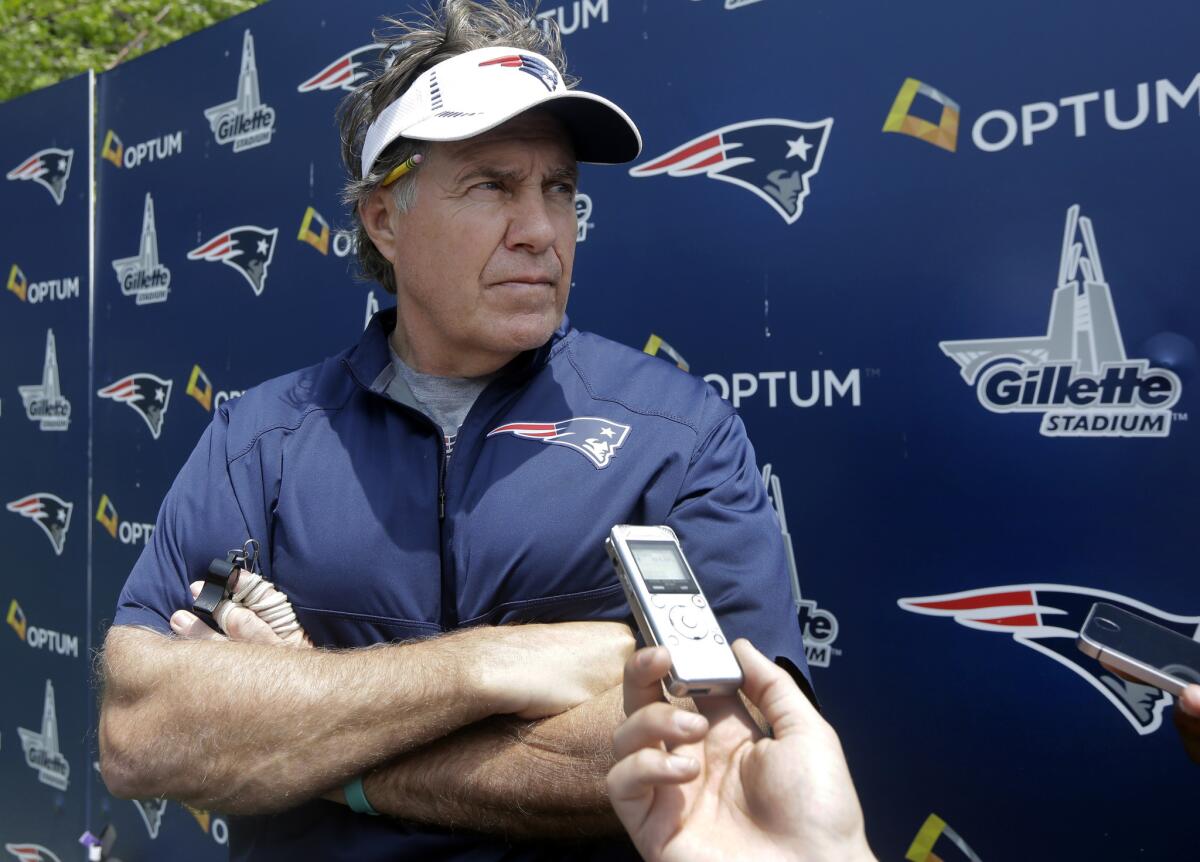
top-left (344, 775), bottom-right (380, 816)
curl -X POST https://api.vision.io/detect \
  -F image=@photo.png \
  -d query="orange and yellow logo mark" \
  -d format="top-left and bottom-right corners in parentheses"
top-left (7, 264), bottom-right (27, 301)
top-left (883, 78), bottom-right (960, 153)
top-left (101, 130), bottom-right (124, 168)
top-left (186, 364), bottom-right (214, 412)
top-left (643, 333), bottom-right (690, 372)
top-left (298, 206), bottom-right (330, 255)
top-left (184, 803), bottom-right (211, 833)
top-left (7, 599), bottom-right (27, 640)
top-left (96, 494), bottom-right (118, 539)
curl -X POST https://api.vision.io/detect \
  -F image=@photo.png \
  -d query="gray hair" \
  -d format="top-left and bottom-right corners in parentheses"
top-left (338, 0), bottom-right (571, 295)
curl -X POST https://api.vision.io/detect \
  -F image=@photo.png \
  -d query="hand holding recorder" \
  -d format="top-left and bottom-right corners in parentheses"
top-left (608, 640), bottom-right (875, 862)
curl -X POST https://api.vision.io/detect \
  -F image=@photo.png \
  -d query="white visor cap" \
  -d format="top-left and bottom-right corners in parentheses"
top-left (360, 46), bottom-right (642, 179)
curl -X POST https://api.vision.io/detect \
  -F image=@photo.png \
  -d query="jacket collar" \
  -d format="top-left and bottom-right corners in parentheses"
top-left (344, 307), bottom-right (572, 394)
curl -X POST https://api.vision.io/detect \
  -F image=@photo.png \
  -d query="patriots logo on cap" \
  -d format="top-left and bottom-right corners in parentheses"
top-left (6, 147), bottom-right (73, 205)
top-left (97, 373), bottom-right (173, 439)
top-left (488, 417), bottom-right (630, 469)
top-left (899, 584), bottom-right (1200, 735)
top-left (6, 493), bottom-right (73, 556)
top-left (298, 43), bottom-right (389, 93)
top-left (5, 845), bottom-right (62, 862)
top-left (630, 119), bottom-right (832, 224)
top-left (478, 53), bottom-right (559, 93)
top-left (187, 225), bottom-right (278, 296)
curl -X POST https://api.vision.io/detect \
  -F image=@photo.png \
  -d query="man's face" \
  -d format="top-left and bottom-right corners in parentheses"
top-left (385, 111), bottom-right (578, 376)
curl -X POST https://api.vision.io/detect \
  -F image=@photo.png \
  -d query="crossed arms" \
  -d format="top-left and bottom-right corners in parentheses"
top-left (98, 617), bottom-right (634, 838)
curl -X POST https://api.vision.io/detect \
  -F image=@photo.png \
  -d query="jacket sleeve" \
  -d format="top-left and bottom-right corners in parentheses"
top-left (664, 405), bottom-right (814, 696)
top-left (113, 407), bottom-right (257, 634)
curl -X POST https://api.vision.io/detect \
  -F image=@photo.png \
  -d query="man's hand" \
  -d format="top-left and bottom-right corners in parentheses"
top-left (607, 641), bottom-right (875, 862)
top-left (1174, 684), bottom-right (1200, 764)
top-left (171, 581), bottom-right (313, 647)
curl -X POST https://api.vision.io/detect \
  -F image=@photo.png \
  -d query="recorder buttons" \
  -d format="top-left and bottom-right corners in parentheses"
top-left (714, 634), bottom-right (725, 645)
top-left (652, 595), bottom-right (667, 608)
top-left (669, 605), bottom-right (708, 640)
top-left (691, 595), bottom-right (707, 608)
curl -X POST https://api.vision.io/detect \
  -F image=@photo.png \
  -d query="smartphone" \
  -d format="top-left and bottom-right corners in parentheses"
top-left (1077, 602), bottom-right (1200, 696)
top-left (605, 524), bottom-right (743, 697)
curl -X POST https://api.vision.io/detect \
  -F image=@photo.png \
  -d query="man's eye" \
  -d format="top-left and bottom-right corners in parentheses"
top-left (472, 181), bottom-right (503, 192)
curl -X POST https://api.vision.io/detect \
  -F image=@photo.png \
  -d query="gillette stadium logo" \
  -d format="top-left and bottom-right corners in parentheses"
top-left (900, 584), bottom-right (1200, 735)
top-left (941, 206), bottom-right (1181, 437)
top-left (204, 30), bottom-right (275, 152)
top-left (112, 193), bottom-right (171, 304)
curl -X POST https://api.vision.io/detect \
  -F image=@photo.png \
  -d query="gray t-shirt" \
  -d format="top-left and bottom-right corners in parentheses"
top-left (384, 345), bottom-right (494, 457)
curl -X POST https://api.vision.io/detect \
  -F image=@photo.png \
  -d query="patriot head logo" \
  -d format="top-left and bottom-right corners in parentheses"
top-left (298, 43), bottom-right (389, 93)
top-left (6, 148), bottom-right (73, 205)
top-left (187, 226), bottom-right (278, 295)
top-left (5, 845), bottom-right (62, 862)
top-left (488, 417), bottom-right (630, 469)
top-left (479, 53), bottom-right (559, 92)
top-left (97, 373), bottom-right (173, 439)
top-left (6, 493), bottom-right (73, 556)
top-left (630, 118), bottom-right (832, 224)
top-left (899, 584), bottom-right (1200, 734)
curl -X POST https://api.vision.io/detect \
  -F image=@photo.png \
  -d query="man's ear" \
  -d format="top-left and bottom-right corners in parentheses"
top-left (360, 186), bottom-right (400, 262)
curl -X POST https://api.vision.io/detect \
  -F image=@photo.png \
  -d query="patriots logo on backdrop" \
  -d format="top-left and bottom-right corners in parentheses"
top-left (6, 147), bottom-right (73, 205)
top-left (899, 584), bottom-right (1200, 735)
top-left (478, 53), bottom-right (559, 92)
top-left (133, 797), bottom-right (168, 839)
top-left (629, 118), bottom-right (832, 224)
top-left (187, 226), bottom-right (278, 296)
top-left (5, 845), bottom-right (62, 862)
top-left (97, 373), bottom-right (173, 439)
top-left (488, 417), bottom-right (630, 469)
top-left (297, 43), bottom-right (389, 93)
top-left (6, 493), bottom-right (73, 556)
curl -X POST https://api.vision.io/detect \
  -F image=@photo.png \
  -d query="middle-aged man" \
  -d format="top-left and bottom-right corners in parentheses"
top-left (98, 2), bottom-right (810, 860)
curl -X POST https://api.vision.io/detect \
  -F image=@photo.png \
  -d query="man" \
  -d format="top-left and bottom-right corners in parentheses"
top-left (98, 2), bottom-right (809, 859)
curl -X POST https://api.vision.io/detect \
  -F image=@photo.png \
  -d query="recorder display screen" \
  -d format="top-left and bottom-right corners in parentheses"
top-left (628, 540), bottom-right (699, 594)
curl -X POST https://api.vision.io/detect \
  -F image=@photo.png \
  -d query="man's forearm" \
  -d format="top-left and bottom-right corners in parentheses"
top-left (99, 625), bottom-right (499, 814)
top-left (361, 685), bottom-right (627, 839)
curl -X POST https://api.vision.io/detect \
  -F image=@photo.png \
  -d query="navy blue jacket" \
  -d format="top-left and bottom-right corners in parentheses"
top-left (116, 310), bottom-right (809, 861)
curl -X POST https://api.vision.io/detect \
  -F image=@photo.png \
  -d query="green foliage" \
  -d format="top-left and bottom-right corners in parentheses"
top-left (0, 0), bottom-right (267, 102)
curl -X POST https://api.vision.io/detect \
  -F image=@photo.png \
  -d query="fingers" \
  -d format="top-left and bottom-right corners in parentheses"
top-left (607, 747), bottom-right (701, 806)
top-left (1180, 684), bottom-right (1200, 717)
top-left (613, 700), bottom-right (708, 760)
top-left (170, 610), bottom-right (226, 641)
top-left (732, 638), bottom-right (818, 737)
top-left (623, 646), bottom-right (671, 717)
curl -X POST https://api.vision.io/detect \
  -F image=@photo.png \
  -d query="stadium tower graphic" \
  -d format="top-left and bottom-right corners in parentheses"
top-left (18, 680), bottom-right (69, 791)
top-left (112, 193), bottom-right (170, 304)
top-left (19, 330), bottom-right (69, 431)
top-left (204, 30), bottom-right (274, 152)
top-left (939, 205), bottom-right (1181, 437)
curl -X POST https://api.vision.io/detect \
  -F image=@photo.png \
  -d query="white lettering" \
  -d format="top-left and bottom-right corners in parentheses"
top-left (1021, 101), bottom-right (1059, 146)
top-left (1156, 72), bottom-right (1200, 123)
top-left (972, 109), bottom-right (1018, 152)
top-left (703, 373), bottom-right (729, 400)
top-left (212, 818), bottom-right (229, 845)
top-left (117, 521), bottom-right (154, 546)
top-left (1105, 83), bottom-right (1149, 131)
top-left (332, 231), bottom-right (356, 258)
top-left (536, 0), bottom-right (608, 35)
top-left (731, 373), bottom-right (758, 408)
top-left (824, 369), bottom-right (861, 406)
top-left (122, 131), bottom-right (184, 168)
top-left (789, 371), bottom-right (820, 407)
top-left (214, 390), bottom-right (245, 408)
top-left (25, 626), bottom-right (79, 657)
top-left (759, 371), bottom-right (786, 408)
top-left (1059, 91), bottom-right (1099, 137)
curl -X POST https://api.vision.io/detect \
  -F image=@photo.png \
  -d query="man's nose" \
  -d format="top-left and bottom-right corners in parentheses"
top-left (504, 191), bottom-right (558, 253)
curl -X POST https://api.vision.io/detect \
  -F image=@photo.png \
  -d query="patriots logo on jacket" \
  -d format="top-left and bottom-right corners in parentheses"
top-left (297, 43), bottom-right (388, 93)
top-left (488, 417), bottom-right (630, 469)
top-left (5, 844), bottom-right (62, 862)
top-left (899, 584), bottom-right (1200, 735)
top-left (97, 373), bottom-right (173, 439)
top-left (6, 493), bottom-right (73, 556)
top-left (187, 225), bottom-right (278, 296)
top-left (6, 147), bottom-right (73, 205)
top-left (629, 118), bottom-right (832, 225)
top-left (479, 53), bottom-right (559, 92)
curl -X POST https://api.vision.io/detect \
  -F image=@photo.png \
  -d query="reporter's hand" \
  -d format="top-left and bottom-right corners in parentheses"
top-left (477, 621), bottom-right (635, 719)
top-left (1174, 684), bottom-right (1200, 764)
top-left (607, 640), bottom-right (875, 862)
